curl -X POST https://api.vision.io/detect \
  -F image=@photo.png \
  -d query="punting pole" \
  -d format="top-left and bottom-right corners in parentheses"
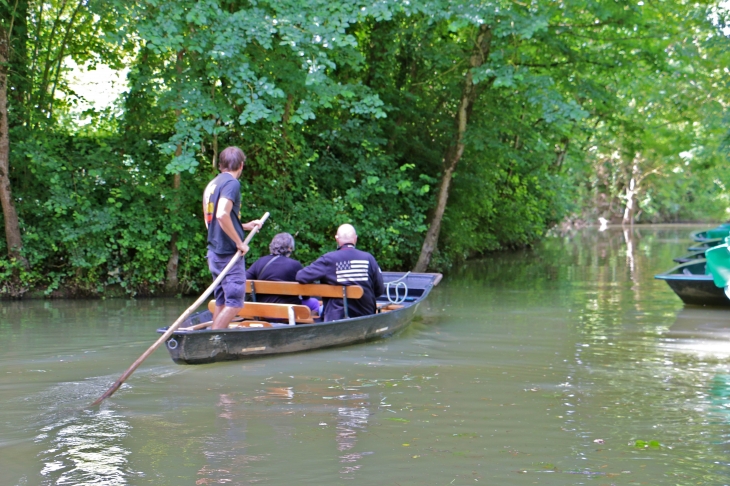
top-left (90, 212), bottom-right (270, 406)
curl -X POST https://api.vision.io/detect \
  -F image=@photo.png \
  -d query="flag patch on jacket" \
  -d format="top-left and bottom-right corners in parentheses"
top-left (336, 260), bottom-right (369, 282)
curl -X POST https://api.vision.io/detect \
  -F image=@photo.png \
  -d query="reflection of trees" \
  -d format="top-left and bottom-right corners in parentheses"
top-left (560, 226), bottom-right (730, 481)
top-left (195, 393), bottom-right (266, 485)
top-left (443, 226), bottom-right (694, 314)
top-left (0, 298), bottom-right (186, 333)
top-left (437, 224), bottom-right (730, 480)
top-left (192, 384), bottom-right (375, 482)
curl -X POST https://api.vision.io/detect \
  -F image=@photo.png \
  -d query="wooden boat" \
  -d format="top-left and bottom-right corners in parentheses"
top-left (157, 272), bottom-right (442, 364)
top-left (654, 259), bottom-right (730, 307)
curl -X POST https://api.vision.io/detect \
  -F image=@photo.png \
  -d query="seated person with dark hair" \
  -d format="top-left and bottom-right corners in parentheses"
top-left (246, 233), bottom-right (319, 315)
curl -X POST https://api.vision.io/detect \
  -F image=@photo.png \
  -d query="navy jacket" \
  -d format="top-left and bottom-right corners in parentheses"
top-left (296, 245), bottom-right (385, 321)
top-left (246, 255), bottom-right (303, 305)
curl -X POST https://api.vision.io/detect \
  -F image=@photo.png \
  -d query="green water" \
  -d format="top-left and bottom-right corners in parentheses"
top-left (1, 226), bottom-right (729, 485)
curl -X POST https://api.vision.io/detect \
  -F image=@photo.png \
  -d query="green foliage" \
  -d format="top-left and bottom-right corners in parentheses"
top-left (0, 0), bottom-right (728, 296)
top-left (4, 128), bottom-right (209, 296)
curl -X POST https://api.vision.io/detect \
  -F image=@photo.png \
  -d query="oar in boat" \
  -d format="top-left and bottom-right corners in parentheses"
top-left (91, 211), bottom-right (270, 406)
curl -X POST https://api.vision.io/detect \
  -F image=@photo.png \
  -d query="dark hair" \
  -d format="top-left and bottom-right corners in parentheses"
top-left (269, 233), bottom-right (295, 257)
top-left (219, 146), bottom-right (246, 172)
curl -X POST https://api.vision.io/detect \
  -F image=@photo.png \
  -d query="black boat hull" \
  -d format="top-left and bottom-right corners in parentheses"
top-left (158, 272), bottom-right (440, 364)
top-left (673, 250), bottom-right (705, 264)
top-left (661, 278), bottom-right (730, 307)
top-left (655, 260), bottom-right (730, 307)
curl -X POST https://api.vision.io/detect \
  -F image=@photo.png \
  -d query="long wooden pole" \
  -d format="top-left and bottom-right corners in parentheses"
top-left (91, 212), bottom-right (270, 406)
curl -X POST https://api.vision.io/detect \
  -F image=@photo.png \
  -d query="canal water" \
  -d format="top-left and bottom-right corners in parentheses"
top-left (1, 225), bottom-right (729, 485)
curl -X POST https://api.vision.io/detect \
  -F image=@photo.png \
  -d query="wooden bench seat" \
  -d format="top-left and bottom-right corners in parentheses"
top-left (246, 280), bottom-right (364, 319)
top-left (246, 280), bottom-right (363, 299)
top-left (182, 282), bottom-right (367, 330)
top-left (209, 300), bottom-right (313, 323)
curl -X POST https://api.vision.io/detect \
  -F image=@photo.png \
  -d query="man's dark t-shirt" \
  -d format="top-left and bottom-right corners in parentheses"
top-left (295, 245), bottom-right (385, 321)
top-left (246, 255), bottom-right (304, 305)
top-left (203, 172), bottom-right (244, 255)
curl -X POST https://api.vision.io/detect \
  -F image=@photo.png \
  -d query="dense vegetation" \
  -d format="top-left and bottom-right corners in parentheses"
top-left (0, 0), bottom-right (728, 297)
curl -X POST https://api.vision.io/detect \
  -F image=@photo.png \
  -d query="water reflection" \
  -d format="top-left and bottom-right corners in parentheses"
top-left (333, 394), bottom-right (372, 478)
top-left (663, 308), bottom-right (730, 358)
top-left (537, 227), bottom-right (730, 480)
top-left (39, 408), bottom-right (134, 485)
top-left (192, 379), bottom-right (376, 484)
top-left (667, 308), bottom-right (730, 340)
top-left (196, 393), bottom-right (266, 485)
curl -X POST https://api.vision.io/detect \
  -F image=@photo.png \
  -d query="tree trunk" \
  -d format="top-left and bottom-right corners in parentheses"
top-left (165, 172), bottom-right (181, 294)
top-left (414, 24), bottom-right (492, 272)
top-left (165, 54), bottom-right (185, 294)
top-left (622, 159), bottom-right (639, 226)
top-left (0, 26), bottom-right (26, 265)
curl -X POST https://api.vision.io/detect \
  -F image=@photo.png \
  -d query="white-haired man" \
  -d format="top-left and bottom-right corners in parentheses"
top-left (296, 224), bottom-right (384, 321)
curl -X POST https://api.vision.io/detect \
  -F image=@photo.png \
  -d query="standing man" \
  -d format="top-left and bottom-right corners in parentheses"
top-left (203, 146), bottom-right (261, 330)
top-left (296, 224), bottom-right (385, 321)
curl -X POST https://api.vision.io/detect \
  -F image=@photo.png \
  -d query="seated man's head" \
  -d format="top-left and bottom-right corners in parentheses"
top-left (335, 224), bottom-right (357, 247)
top-left (270, 233), bottom-right (295, 257)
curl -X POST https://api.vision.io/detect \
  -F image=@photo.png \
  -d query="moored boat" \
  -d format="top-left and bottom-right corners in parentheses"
top-left (157, 272), bottom-right (442, 364)
top-left (673, 250), bottom-right (706, 264)
top-left (655, 259), bottom-right (730, 307)
top-left (688, 238), bottom-right (724, 252)
top-left (690, 224), bottom-right (730, 242)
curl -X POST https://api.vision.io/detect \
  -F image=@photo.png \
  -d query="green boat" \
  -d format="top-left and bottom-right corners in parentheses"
top-left (673, 250), bottom-right (706, 264)
top-left (690, 223), bottom-right (730, 242)
top-left (688, 238), bottom-right (725, 252)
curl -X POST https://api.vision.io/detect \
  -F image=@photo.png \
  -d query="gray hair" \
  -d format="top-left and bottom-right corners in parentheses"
top-left (269, 232), bottom-right (295, 257)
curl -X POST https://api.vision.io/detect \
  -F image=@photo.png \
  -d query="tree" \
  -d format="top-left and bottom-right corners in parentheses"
top-left (0, 0), bottom-right (27, 264)
top-left (413, 24), bottom-right (493, 271)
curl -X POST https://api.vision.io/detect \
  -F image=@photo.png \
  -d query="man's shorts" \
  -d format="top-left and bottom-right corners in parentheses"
top-left (207, 250), bottom-right (246, 308)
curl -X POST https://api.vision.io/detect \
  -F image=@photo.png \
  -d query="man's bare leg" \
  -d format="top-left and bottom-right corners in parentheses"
top-left (213, 304), bottom-right (223, 322)
top-left (212, 306), bottom-right (242, 329)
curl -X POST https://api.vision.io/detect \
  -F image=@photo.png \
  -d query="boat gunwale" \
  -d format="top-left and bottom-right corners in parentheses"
top-left (655, 259), bottom-right (710, 281)
top-left (164, 302), bottom-right (418, 335)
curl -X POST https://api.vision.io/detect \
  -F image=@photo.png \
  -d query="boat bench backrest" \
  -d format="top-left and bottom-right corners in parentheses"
top-left (207, 300), bottom-right (313, 323)
top-left (246, 280), bottom-right (363, 299)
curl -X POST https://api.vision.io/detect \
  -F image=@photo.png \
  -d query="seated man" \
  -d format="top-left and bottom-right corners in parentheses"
top-left (246, 233), bottom-right (319, 314)
top-left (296, 224), bottom-right (385, 321)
